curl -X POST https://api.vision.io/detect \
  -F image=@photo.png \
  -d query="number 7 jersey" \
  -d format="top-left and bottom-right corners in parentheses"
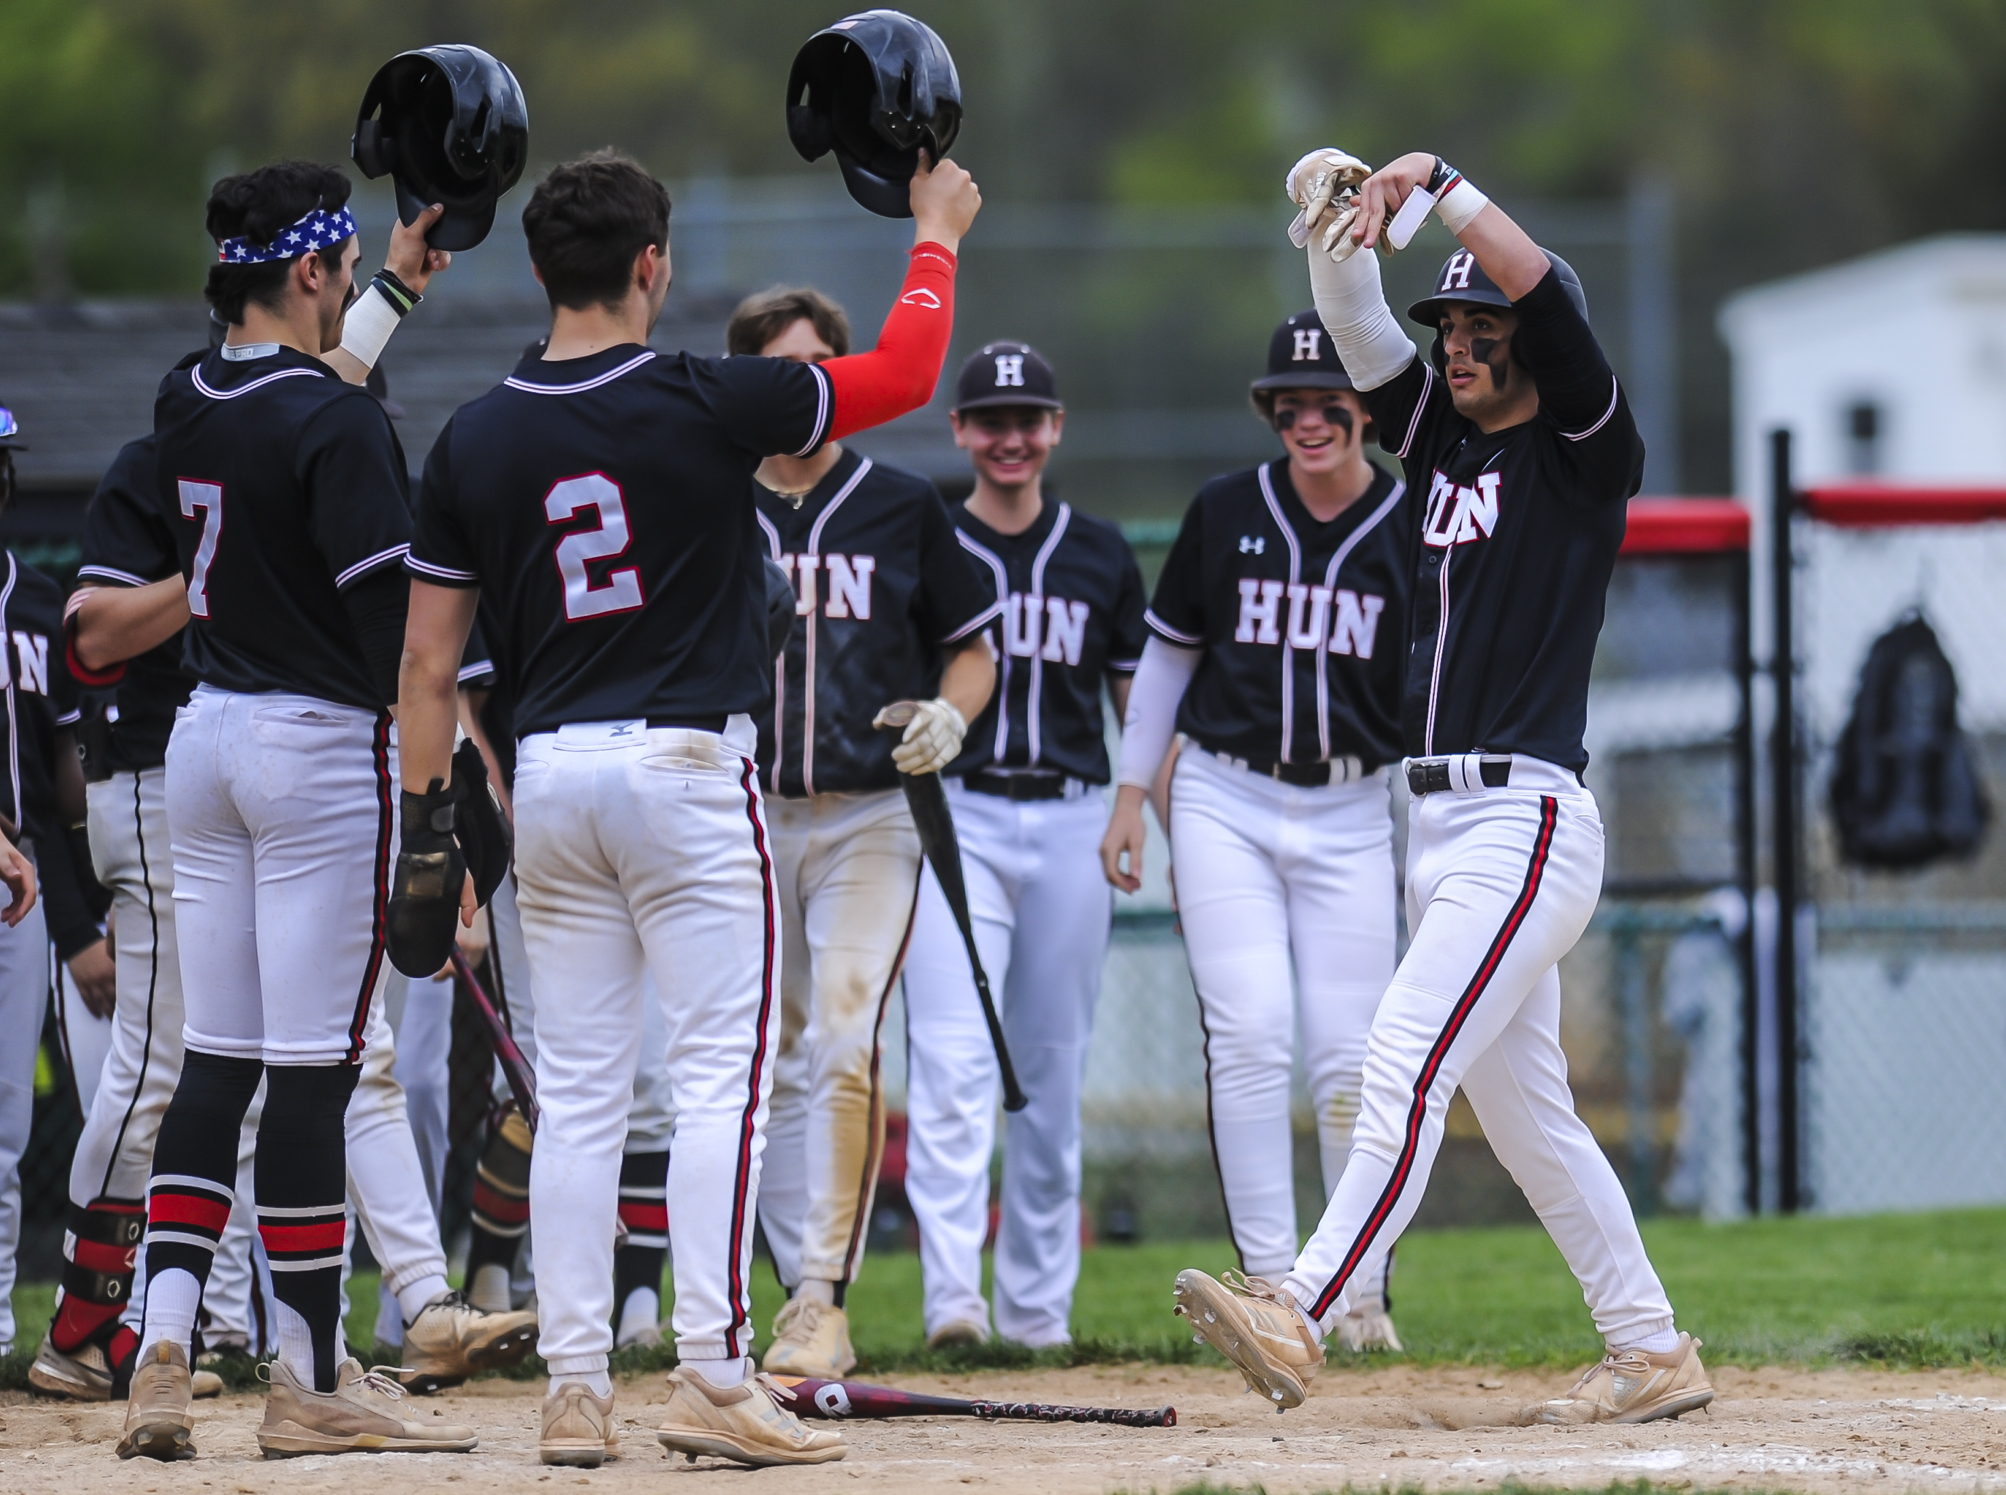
top-left (408, 341), bottom-right (835, 734)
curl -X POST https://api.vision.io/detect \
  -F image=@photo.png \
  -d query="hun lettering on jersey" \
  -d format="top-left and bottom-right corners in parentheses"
top-left (999, 592), bottom-right (1090, 667)
top-left (774, 552), bottom-right (876, 620)
top-left (1231, 579), bottom-right (1385, 658)
top-left (1421, 467), bottom-right (1503, 548)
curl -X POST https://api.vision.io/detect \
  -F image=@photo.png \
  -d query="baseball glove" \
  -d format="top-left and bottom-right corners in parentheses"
top-left (1284, 148), bottom-right (1372, 262)
top-left (388, 772), bottom-right (466, 978)
top-left (450, 738), bottom-right (512, 908)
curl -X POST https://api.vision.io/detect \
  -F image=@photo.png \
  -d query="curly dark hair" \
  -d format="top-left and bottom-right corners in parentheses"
top-left (202, 161), bottom-right (354, 325)
top-left (523, 150), bottom-right (672, 313)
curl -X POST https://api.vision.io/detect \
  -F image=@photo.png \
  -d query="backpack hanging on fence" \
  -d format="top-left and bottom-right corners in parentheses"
top-left (1829, 614), bottom-right (1990, 869)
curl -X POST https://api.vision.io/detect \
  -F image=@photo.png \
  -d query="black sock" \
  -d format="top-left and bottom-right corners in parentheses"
top-left (255, 1063), bottom-right (360, 1393)
top-left (613, 1149), bottom-right (668, 1324)
top-left (143, 1052), bottom-right (263, 1329)
top-left (468, 1103), bottom-right (532, 1275)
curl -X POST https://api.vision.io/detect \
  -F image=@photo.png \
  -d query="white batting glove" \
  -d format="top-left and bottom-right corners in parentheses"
top-left (874, 697), bottom-right (968, 776)
top-left (1284, 148), bottom-right (1372, 262)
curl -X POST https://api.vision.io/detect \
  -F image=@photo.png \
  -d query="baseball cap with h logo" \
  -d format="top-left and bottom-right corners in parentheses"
top-left (953, 340), bottom-right (1063, 412)
top-left (1250, 310), bottom-right (1354, 393)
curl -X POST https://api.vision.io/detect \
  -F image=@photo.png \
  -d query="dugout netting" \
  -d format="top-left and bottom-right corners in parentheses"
top-left (1775, 462), bottom-right (2006, 1216)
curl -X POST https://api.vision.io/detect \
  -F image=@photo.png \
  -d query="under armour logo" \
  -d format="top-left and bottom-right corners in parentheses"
top-left (900, 287), bottom-right (941, 309)
top-left (1238, 535), bottom-right (1265, 554)
top-left (1292, 327), bottom-right (1322, 361)
top-left (1440, 251), bottom-right (1476, 292)
top-left (994, 354), bottom-right (1025, 387)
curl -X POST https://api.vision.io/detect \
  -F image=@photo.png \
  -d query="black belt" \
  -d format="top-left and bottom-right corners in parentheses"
top-left (1406, 755), bottom-right (1513, 796)
top-left (962, 771), bottom-right (1074, 802)
top-left (645, 715), bottom-right (729, 733)
top-left (1204, 749), bottom-right (1372, 788)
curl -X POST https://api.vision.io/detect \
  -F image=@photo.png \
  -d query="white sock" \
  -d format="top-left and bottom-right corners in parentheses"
top-left (550, 1370), bottom-right (613, 1399)
top-left (685, 1355), bottom-right (748, 1389)
top-left (396, 1273), bottom-right (453, 1325)
top-left (616, 1287), bottom-right (660, 1343)
top-left (272, 1299), bottom-right (320, 1385)
top-left (1617, 1326), bottom-right (1683, 1354)
top-left (795, 1279), bottom-right (836, 1307)
top-left (137, 1267), bottom-right (202, 1360)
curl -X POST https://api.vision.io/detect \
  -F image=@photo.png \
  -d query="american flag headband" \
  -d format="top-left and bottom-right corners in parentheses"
top-left (215, 204), bottom-right (357, 264)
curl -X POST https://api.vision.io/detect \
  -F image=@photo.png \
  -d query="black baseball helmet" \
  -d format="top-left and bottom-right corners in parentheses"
top-left (1408, 246), bottom-right (1588, 329)
top-left (787, 10), bottom-right (962, 219)
top-left (352, 45), bottom-right (529, 251)
top-left (1250, 310), bottom-right (1354, 394)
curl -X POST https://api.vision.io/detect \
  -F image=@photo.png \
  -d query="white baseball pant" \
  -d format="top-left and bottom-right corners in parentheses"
top-left (57, 964), bottom-right (112, 1118)
top-left (903, 782), bottom-right (1110, 1346)
top-left (512, 718), bottom-right (779, 1377)
top-left (758, 788), bottom-right (920, 1291)
top-left (1280, 759), bottom-right (1677, 1348)
top-left (1171, 749), bottom-right (1397, 1281)
top-left (0, 876), bottom-right (49, 1351)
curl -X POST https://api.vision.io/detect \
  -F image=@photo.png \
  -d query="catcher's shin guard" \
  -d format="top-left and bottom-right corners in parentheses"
top-left (467, 1103), bottom-right (533, 1274)
top-left (52, 1199), bottom-right (145, 1353)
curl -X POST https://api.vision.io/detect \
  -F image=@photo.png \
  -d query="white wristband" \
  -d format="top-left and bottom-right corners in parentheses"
top-left (1435, 177), bottom-right (1490, 236)
top-left (338, 281), bottom-right (403, 371)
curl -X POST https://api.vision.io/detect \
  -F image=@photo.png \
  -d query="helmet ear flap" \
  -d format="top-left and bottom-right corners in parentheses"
top-left (788, 103), bottom-right (834, 160)
top-left (1430, 333), bottom-right (1446, 377)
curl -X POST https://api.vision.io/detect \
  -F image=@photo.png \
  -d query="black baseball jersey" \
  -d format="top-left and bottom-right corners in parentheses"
top-left (753, 449), bottom-right (998, 796)
top-left (1365, 267), bottom-right (1643, 770)
top-left (76, 434), bottom-right (196, 771)
top-left (152, 346), bottom-right (413, 708)
top-left (950, 500), bottom-right (1147, 785)
top-left (1147, 459), bottom-right (1412, 769)
top-left (408, 343), bottom-right (835, 736)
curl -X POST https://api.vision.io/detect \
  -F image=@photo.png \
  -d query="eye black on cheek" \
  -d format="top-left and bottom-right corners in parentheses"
top-left (1274, 408), bottom-right (1299, 430)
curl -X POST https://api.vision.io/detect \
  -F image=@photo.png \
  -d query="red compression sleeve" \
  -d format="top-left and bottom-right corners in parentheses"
top-left (823, 242), bottom-right (957, 440)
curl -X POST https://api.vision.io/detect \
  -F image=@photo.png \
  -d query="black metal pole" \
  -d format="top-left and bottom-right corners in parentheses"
top-left (1732, 546), bottom-right (1761, 1216)
top-left (1769, 429), bottom-right (1802, 1213)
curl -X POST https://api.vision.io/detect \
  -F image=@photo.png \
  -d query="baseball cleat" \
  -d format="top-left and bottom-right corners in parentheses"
top-left (30, 1332), bottom-right (114, 1401)
top-left (1523, 1334), bottom-right (1714, 1425)
top-left (1336, 1298), bottom-right (1405, 1353)
top-left (760, 1296), bottom-right (856, 1377)
top-left (540, 1381), bottom-right (619, 1466)
top-left (925, 1318), bottom-right (988, 1350)
top-left (654, 1367), bottom-right (847, 1466)
top-left (191, 1368), bottom-right (226, 1398)
top-left (256, 1357), bottom-right (478, 1456)
top-left (1173, 1268), bottom-right (1324, 1412)
top-left (392, 1290), bottom-right (538, 1392)
top-left (115, 1341), bottom-right (196, 1461)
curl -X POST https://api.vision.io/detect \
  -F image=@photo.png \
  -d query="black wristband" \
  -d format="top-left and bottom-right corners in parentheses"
top-left (371, 269), bottom-right (422, 316)
top-left (1424, 157), bottom-right (1463, 196)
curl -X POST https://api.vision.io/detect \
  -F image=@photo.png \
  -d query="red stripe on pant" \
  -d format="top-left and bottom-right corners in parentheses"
top-left (147, 1191), bottom-right (232, 1235)
top-left (618, 1202), bottom-right (669, 1234)
top-left (1307, 795), bottom-right (1559, 1321)
top-left (258, 1220), bottom-right (348, 1254)
top-left (347, 713), bottom-right (394, 1063)
top-left (726, 758), bottom-right (778, 1346)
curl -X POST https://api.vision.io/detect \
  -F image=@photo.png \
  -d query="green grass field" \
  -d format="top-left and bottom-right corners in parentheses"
top-left (9, 1206), bottom-right (2006, 1390)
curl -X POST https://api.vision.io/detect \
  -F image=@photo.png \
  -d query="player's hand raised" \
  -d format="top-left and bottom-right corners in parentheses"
top-left (909, 153), bottom-right (980, 255)
top-left (385, 201), bottom-right (453, 294)
top-left (1351, 152), bottom-right (1438, 254)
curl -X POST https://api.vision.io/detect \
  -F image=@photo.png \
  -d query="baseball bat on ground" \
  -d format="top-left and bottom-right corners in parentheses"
top-left (878, 702), bottom-right (1027, 1113)
top-left (766, 1374), bottom-right (1175, 1427)
top-left (452, 947), bottom-right (539, 1129)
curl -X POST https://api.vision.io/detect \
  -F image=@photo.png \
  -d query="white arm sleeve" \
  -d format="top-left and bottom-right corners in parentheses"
top-left (1306, 238), bottom-right (1419, 393)
top-left (1116, 636), bottom-right (1201, 790)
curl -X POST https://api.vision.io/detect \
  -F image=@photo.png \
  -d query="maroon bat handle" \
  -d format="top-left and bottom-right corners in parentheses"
top-left (452, 947), bottom-right (538, 1129)
top-left (767, 1376), bottom-right (1174, 1427)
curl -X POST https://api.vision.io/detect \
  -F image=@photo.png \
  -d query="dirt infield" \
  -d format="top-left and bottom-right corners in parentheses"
top-left (8, 1362), bottom-right (2006, 1493)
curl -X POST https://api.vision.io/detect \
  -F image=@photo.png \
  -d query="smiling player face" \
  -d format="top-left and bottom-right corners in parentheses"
top-left (1269, 388), bottom-right (1367, 477)
top-left (951, 405), bottom-right (1063, 493)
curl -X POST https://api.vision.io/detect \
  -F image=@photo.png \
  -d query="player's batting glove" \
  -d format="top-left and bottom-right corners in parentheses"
top-left (875, 696), bottom-right (968, 776)
top-left (1284, 148), bottom-right (1372, 261)
top-left (387, 776), bottom-right (467, 978)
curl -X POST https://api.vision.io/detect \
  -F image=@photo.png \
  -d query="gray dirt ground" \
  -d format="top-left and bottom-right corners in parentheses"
top-left (9, 1363), bottom-right (2006, 1493)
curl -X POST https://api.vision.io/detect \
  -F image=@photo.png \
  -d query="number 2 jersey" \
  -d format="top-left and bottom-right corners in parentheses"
top-left (753, 448), bottom-right (998, 797)
top-left (408, 342), bottom-right (837, 734)
top-left (1146, 458), bottom-right (1413, 769)
top-left (151, 345), bottom-right (414, 707)
top-left (1361, 269), bottom-right (1644, 772)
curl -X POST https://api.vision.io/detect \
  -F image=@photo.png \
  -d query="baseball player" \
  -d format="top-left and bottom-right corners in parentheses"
top-left (1172, 149), bottom-right (1711, 1425)
top-left (0, 406), bottom-right (82, 1361)
top-left (736, 286), bottom-right (999, 1377)
top-left (901, 342), bottom-right (1146, 1349)
top-left (112, 160), bottom-right (500, 1461)
top-left (396, 148), bottom-right (979, 1467)
top-left (1100, 312), bottom-right (1414, 1351)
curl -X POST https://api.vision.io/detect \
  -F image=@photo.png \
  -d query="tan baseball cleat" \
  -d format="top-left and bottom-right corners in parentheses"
top-left (1173, 1268), bottom-right (1325, 1411)
top-left (654, 1367), bottom-right (847, 1466)
top-left (1523, 1334), bottom-right (1715, 1425)
top-left (256, 1357), bottom-right (479, 1456)
top-left (30, 1332), bottom-right (115, 1401)
top-left (115, 1340), bottom-right (196, 1461)
top-left (925, 1318), bottom-right (988, 1350)
top-left (394, 1290), bottom-right (539, 1392)
top-left (1336, 1294), bottom-right (1405, 1353)
top-left (760, 1296), bottom-right (857, 1377)
top-left (540, 1381), bottom-right (619, 1467)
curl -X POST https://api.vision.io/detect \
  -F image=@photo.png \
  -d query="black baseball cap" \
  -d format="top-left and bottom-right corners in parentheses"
top-left (953, 341), bottom-right (1063, 412)
top-left (1250, 309), bottom-right (1353, 394)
